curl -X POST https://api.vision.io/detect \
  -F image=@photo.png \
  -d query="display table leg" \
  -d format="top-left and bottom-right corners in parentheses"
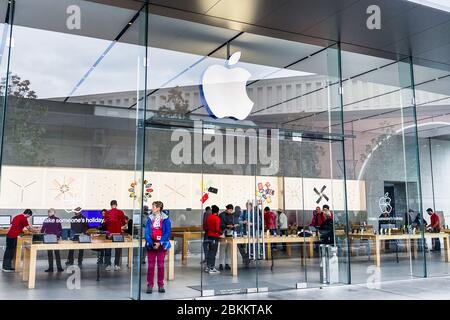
top-left (375, 238), bottom-right (381, 267)
top-left (231, 240), bottom-right (238, 276)
top-left (27, 248), bottom-right (37, 289)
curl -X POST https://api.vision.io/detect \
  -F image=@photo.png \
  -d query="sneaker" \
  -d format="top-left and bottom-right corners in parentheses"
top-left (204, 267), bottom-right (210, 273)
top-left (146, 286), bottom-right (152, 294)
top-left (114, 265), bottom-right (121, 271)
top-left (158, 287), bottom-right (165, 293)
top-left (208, 268), bottom-right (221, 274)
top-left (105, 265), bottom-right (112, 271)
top-left (219, 264), bottom-right (223, 271)
top-left (65, 261), bottom-right (73, 266)
top-left (225, 264), bottom-right (231, 270)
top-left (2, 268), bottom-right (14, 272)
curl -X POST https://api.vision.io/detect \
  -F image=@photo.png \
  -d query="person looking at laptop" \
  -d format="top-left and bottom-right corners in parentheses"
top-left (104, 200), bottom-right (127, 271)
top-left (2, 209), bottom-right (36, 272)
top-left (65, 208), bottom-right (88, 267)
top-left (41, 208), bottom-right (63, 272)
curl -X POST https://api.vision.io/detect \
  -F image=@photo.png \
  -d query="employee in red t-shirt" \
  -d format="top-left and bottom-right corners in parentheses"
top-left (204, 205), bottom-right (222, 274)
top-left (104, 200), bottom-right (127, 271)
top-left (426, 208), bottom-right (441, 251)
top-left (2, 209), bottom-right (35, 272)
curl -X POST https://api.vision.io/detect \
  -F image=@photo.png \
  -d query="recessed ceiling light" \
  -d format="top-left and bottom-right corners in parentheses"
top-left (407, 0), bottom-right (450, 13)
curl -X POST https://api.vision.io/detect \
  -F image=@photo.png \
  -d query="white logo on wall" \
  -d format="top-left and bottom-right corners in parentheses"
top-left (378, 192), bottom-right (392, 214)
top-left (201, 52), bottom-right (254, 120)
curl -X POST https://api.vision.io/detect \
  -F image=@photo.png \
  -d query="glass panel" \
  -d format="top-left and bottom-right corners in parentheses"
top-left (130, 5), bottom-right (148, 301)
top-left (342, 45), bottom-right (426, 284)
top-left (413, 57), bottom-right (450, 278)
top-left (2, 0), bottom-right (144, 298)
top-left (0, 0), bottom-right (12, 186)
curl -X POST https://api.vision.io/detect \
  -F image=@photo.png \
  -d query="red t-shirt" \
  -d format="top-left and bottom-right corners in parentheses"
top-left (205, 214), bottom-right (221, 238)
top-left (7, 214), bottom-right (29, 238)
top-left (430, 213), bottom-right (440, 229)
top-left (104, 208), bottom-right (126, 234)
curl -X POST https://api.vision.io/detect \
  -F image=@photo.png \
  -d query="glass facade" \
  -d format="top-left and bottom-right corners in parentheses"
top-left (0, 0), bottom-right (448, 300)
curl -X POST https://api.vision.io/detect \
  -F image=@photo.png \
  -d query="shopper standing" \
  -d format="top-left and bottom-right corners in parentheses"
top-left (104, 200), bottom-right (127, 271)
top-left (41, 208), bottom-right (63, 272)
top-left (202, 206), bottom-right (212, 264)
top-left (427, 208), bottom-right (441, 251)
top-left (277, 209), bottom-right (288, 251)
top-left (66, 208), bottom-right (88, 267)
top-left (145, 201), bottom-right (171, 294)
top-left (320, 205), bottom-right (334, 245)
top-left (205, 205), bottom-right (222, 274)
top-left (264, 206), bottom-right (278, 235)
top-left (2, 209), bottom-right (35, 272)
top-left (219, 204), bottom-right (235, 270)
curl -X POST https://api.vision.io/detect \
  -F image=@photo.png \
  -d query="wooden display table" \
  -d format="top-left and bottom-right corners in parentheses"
top-left (22, 239), bottom-right (174, 289)
top-left (220, 235), bottom-right (319, 276)
top-left (170, 231), bottom-right (203, 265)
top-left (348, 232), bottom-right (450, 266)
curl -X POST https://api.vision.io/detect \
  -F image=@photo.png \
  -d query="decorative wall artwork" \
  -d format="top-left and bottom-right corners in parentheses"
top-left (9, 179), bottom-right (37, 203)
top-left (0, 166), bottom-right (44, 208)
top-left (128, 180), bottom-right (153, 202)
top-left (284, 177), bottom-right (303, 210)
top-left (50, 176), bottom-right (75, 201)
top-left (0, 166), bottom-right (366, 212)
top-left (221, 174), bottom-right (254, 209)
top-left (84, 171), bottom-right (122, 209)
top-left (256, 181), bottom-right (275, 205)
top-left (45, 170), bottom-right (85, 209)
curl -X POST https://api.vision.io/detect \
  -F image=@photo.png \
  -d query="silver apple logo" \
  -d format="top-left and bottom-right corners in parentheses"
top-left (201, 52), bottom-right (254, 120)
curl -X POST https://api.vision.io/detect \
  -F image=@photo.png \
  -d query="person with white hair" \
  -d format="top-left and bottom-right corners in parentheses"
top-left (320, 205), bottom-right (334, 245)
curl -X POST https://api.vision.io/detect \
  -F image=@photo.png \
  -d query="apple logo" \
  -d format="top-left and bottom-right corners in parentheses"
top-left (201, 51), bottom-right (254, 120)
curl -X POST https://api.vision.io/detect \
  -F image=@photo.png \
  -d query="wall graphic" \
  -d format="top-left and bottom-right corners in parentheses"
top-left (0, 166), bottom-right (366, 211)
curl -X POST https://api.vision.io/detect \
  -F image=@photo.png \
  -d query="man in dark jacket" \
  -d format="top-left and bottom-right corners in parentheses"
top-left (41, 208), bottom-right (63, 272)
top-left (66, 209), bottom-right (88, 267)
top-left (218, 204), bottom-right (235, 270)
top-left (320, 205), bottom-right (334, 245)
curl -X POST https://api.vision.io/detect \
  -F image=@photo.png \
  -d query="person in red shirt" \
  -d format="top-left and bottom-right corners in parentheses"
top-left (427, 208), bottom-right (441, 251)
top-left (2, 209), bottom-right (35, 272)
top-left (204, 205), bottom-right (222, 274)
top-left (264, 207), bottom-right (277, 234)
top-left (104, 200), bottom-right (127, 271)
top-left (310, 206), bottom-right (326, 231)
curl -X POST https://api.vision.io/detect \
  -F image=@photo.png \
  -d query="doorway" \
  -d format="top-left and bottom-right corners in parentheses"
top-left (136, 115), bottom-right (350, 299)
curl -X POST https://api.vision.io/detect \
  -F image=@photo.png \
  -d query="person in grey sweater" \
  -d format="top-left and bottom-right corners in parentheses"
top-left (277, 209), bottom-right (288, 251)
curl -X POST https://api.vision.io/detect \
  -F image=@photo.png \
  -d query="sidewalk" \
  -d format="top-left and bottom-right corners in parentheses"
top-left (195, 276), bottom-right (450, 300)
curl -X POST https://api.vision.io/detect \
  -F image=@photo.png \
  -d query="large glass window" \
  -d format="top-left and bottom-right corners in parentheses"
top-left (341, 46), bottom-right (425, 283)
top-left (0, 0), bottom-right (146, 298)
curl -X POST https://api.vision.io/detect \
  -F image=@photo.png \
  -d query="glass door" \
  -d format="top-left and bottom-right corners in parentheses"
top-left (199, 120), bottom-right (259, 296)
